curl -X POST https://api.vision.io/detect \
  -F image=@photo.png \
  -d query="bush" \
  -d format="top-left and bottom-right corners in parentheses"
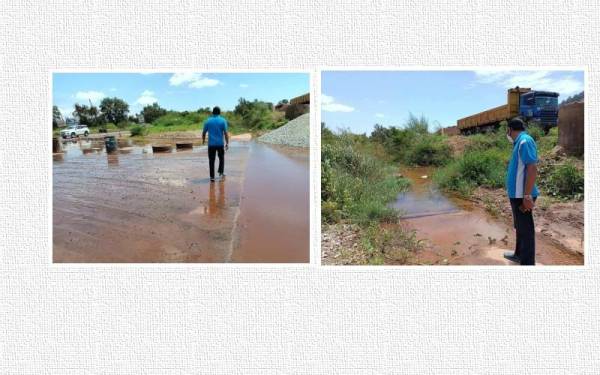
top-left (405, 135), bottom-right (452, 166)
top-left (130, 125), bottom-right (148, 137)
top-left (526, 124), bottom-right (545, 142)
top-left (434, 149), bottom-right (506, 195)
top-left (322, 135), bottom-right (410, 225)
top-left (117, 120), bottom-right (130, 129)
top-left (539, 161), bottom-right (584, 200)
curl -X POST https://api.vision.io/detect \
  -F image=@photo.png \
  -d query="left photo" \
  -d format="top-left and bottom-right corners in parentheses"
top-left (52, 72), bottom-right (310, 263)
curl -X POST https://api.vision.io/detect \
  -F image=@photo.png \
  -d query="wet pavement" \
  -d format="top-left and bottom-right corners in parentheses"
top-left (393, 167), bottom-right (583, 265)
top-left (53, 137), bottom-right (309, 263)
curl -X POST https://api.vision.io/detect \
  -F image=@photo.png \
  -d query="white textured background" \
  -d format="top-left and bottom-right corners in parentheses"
top-left (1, 0), bottom-right (599, 373)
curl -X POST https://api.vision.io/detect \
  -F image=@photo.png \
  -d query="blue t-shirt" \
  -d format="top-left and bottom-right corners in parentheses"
top-left (506, 132), bottom-right (539, 198)
top-left (203, 115), bottom-right (228, 146)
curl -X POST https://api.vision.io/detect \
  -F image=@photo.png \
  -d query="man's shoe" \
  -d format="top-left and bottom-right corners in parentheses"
top-left (503, 251), bottom-right (521, 264)
top-left (219, 173), bottom-right (226, 178)
top-left (210, 178), bottom-right (215, 182)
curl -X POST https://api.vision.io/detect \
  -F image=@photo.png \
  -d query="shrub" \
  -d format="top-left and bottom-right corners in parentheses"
top-left (405, 135), bottom-right (452, 166)
top-left (526, 124), bottom-right (545, 142)
top-left (321, 136), bottom-right (410, 225)
top-left (130, 125), bottom-right (148, 137)
top-left (434, 149), bottom-right (506, 195)
top-left (539, 161), bottom-right (584, 200)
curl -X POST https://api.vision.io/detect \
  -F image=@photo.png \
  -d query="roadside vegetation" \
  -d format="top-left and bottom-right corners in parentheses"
top-left (53, 97), bottom-right (307, 137)
top-left (322, 122), bottom-right (423, 265)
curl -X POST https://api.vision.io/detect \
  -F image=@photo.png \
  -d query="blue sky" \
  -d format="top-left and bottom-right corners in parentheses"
top-left (53, 72), bottom-right (309, 118)
top-left (322, 70), bottom-right (584, 135)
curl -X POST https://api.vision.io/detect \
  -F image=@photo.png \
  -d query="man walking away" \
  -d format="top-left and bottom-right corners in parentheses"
top-left (503, 117), bottom-right (539, 266)
top-left (202, 106), bottom-right (229, 182)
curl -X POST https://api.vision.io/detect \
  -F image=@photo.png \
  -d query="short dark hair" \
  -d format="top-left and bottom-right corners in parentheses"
top-left (507, 117), bottom-right (525, 131)
top-left (212, 106), bottom-right (221, 115)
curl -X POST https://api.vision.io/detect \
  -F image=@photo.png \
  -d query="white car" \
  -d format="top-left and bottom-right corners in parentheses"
top-left (61, 124), bottom-right (90, 138)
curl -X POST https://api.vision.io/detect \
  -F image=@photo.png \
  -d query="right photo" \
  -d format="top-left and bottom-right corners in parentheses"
top-left (321, 69), bottom-right (584, 266)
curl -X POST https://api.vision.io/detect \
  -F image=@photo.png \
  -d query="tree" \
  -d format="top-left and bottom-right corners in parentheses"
top-left (141, 103), bottom-right (167, 123)
top-left (73, 103), bottom-right (103, 126)
top-left (52, 106), bottom-right (63, 128)
top-left (277, 99), bottom-right (289, 105)
top-left (100, 97), bottom-right (129, 125)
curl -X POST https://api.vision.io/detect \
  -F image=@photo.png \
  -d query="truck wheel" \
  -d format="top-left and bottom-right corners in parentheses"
top-left (71, 132), bottom-right (76, 138)
top-left (84, 131), bottom-right (89, 137)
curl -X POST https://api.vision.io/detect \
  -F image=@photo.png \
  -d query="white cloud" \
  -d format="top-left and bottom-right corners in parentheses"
top-left (473, 70), bottom-right (583, 97)
top-left (136, 90), bottom-right (158, 106)
top-left (169, 73), bottom-right (220, 88)
top-left (239, 83), bottom-right (249, 88)
top-left (375, 113), bottom-right (385, 118)
top-left (110, 87), bottom-right (117, 92)
top-left (321, 94), bottom-right (355, 112)
top-left (74, 90), bottom-right (105, 104)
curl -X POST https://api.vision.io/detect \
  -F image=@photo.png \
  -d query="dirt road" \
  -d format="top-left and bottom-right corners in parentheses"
top-left (53, 137), bottom-right (309, 263)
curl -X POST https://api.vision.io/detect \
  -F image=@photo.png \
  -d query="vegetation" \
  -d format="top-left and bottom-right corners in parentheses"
top-left (55, 96), bottom-right (291, 136)
top-left (322, 125), bottom-right (422, 264)
top-left (141, 103), bottom-right (167, 123)
top-left (52, 106), bottom-right (62, 128)
top-left (129, 124), bottom-right (148, 137)
top-left (370, 114), bottom-right (451, 166)
top-left (433, 121), bottom-right (583, 201)
top-left (538, 160), bottom-right (584, 201)
top-left (560, 91), bottom-right (584, 107)
top-left (322, 129), bottom-right (410, 225)
top-left (99, 97), bottom-right (129, 125)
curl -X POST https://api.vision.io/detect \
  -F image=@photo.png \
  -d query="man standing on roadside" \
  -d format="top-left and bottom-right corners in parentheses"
top-left (503, 117), bottom-right (539, 266)
top-left (202, 106), bottom-right (229, 182)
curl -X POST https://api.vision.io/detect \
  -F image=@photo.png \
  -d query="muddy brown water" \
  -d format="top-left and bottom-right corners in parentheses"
top-left (393, 167), bottom-right (583, 265)
top-left (53, 138), bottom-right (309, 263)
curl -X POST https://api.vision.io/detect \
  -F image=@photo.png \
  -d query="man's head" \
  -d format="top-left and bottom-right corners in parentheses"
top-left (507, 117), bottom-right (525, 141)
top-left (212, 106), bottom-right (221, 116)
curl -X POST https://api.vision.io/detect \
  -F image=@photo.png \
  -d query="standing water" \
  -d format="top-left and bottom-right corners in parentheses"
top-left (393, 166), bottom-right (582, 265)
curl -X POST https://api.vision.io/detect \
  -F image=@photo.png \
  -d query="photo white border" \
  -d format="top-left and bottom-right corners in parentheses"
top-left (317, 65), bottom-right (589, 271)
top-left (49, 68), bottom-right (316, 268)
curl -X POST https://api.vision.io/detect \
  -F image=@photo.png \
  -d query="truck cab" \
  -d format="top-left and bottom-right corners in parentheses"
top-left (518, 90), bottom-right (559, 131)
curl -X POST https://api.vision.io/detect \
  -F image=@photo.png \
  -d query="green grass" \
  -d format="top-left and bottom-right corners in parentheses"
top-left (321, 133), bottom-right (410, 225)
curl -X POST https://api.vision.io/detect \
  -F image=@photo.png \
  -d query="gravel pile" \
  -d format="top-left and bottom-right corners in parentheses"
top-left (258, 113), bottom-right (310, 147)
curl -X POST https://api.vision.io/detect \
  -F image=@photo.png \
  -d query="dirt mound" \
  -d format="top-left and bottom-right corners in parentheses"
top-left (446, 135), bottom-right (470, 156)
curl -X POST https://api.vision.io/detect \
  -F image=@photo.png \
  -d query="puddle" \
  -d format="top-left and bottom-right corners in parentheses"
top-left (394, 166), bottom-right (583, 265)
top-left (391, 167), bottom-right (459, 218)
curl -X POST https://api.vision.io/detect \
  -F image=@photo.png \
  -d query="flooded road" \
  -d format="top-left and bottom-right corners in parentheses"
top-left (393, 167), bottom-right (583, 265)
top-left (53, 137), bottom-right (309, 263)
top-left (232, 143), bottom-right (309, 262)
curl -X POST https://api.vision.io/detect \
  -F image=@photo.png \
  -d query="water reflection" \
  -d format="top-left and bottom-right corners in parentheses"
top-left (205, 180), bottom-right (226, 217)
top-left (106, 153), bottom-right (119, 166)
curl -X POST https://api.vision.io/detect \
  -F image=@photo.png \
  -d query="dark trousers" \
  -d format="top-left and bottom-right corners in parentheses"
top-left (509, 198), bottom-right (537, 265)
top-left (208, 146), bottom-right (224, 179)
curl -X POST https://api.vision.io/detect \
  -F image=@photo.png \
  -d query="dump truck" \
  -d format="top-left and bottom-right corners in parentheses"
top-left (457, 87), bottom-right (559, 134)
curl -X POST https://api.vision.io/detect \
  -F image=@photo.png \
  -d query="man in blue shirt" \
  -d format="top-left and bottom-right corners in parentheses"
top-left (202, 106), bottom-right (229, 182)
top-left (504, 117), bottom-right (539, 265)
